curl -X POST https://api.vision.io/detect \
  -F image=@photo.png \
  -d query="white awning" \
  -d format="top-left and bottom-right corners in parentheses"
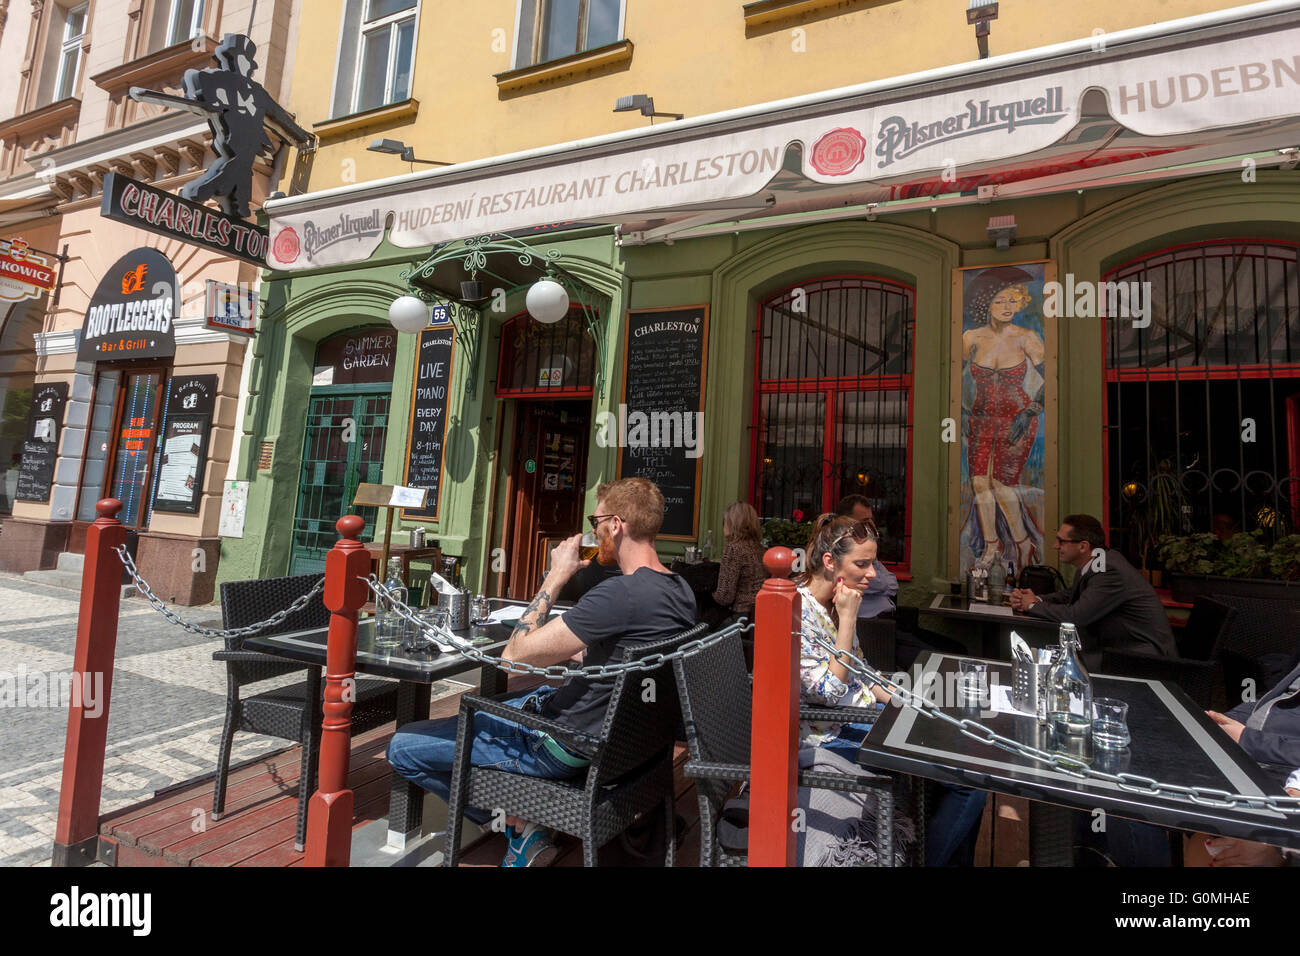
top-left (265, 1), bottom-right (1300, 270)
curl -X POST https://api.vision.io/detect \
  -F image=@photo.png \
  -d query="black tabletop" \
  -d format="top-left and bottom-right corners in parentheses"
top-left (857, 652), bottom-right (1300, 848)
top-left (921, 594), bottom-right (1058, 631)
top-left (242, 599), bottom-right (550, 683)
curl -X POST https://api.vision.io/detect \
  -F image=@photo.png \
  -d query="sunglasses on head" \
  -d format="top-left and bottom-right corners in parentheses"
top-left (832, 519), bottom-right (876, 546)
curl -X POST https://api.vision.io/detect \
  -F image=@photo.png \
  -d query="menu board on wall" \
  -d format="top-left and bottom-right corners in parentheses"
top-left (402, 327), bottom-right (454, 522)
top-left (617, 306), bottom-right (709, 540)
top-left (151, 375), bottom-right (217, 515)
top-left (15, 382), bottom-right (68, 503)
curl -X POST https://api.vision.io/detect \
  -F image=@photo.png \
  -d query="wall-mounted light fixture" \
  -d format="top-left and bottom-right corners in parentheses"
top-left (367, 138), bottom-right (451, 166)
top-left (966, 1), bottom-right (999, 59)
top-left (613, 94), bottom-right (683, 123)
top-left (987, 214), bottom-right (1017, 251)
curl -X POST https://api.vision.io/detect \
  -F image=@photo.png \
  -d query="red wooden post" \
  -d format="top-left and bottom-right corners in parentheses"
top-left (749, 546), bottom-right (801, 867)
top-left (52, 499), bottom-right (127, 866)
top-left (305, 514), bottom-right (369, 867)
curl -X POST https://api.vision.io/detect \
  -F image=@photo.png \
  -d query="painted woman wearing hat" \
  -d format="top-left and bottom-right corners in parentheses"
top-left (960, 266), bottom-right (1045, 570)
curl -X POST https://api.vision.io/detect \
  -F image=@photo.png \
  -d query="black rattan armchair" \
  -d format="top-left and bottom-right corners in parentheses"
top-left (1100, 597), bottom-right (1236, 709)
top-left (444, 622), bottom-right (709, 867)
top-left (672, 629), bottom-right (918, 867)
top-left (215, 574), bottom-right (400, 850)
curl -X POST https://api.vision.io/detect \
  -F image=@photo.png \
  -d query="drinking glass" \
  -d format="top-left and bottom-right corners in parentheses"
top-left (580, 532), bottom-right (600, 562)
top-left (957, 659), bottom-right (988, 706)
top-left (373, 616), bottom-right (401, 649)
top-left (1092, 697), bottom-right (1131, 750)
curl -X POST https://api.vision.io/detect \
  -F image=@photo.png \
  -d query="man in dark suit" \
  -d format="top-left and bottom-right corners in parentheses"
top-left (1009, 513), bottom-right (1176, 665)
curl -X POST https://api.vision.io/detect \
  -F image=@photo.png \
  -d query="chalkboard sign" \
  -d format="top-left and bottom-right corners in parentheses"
top-left (152, 375), bottom-right (217, 515)
top-left (402, 326), bottom-right (454, 522)
top-left (15, 382), bottom-right (68, 503)
top-left (617, 306), bottom-right (709, 540)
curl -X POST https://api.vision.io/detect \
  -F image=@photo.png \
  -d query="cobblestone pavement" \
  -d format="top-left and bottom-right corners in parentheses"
top-left (0, 572), bottom-right (303, 867)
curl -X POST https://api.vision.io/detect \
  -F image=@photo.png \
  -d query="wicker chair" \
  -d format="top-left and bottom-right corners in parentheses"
top-left (1100, 597), bottom-right (1236, 709)
top-left (671, 629), bottom-right (917, 867)
top-left (214, 574), bottom-right (400, 850)
top-left (444, 622), bottom-right (709, 867)
top-left (1206, 596), bottom-right (1300, 701)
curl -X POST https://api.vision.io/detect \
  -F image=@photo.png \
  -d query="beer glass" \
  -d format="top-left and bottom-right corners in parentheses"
top-left (580, 532), bottom-right (600, 562)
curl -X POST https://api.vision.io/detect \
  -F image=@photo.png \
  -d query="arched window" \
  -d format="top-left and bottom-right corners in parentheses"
top-left (1105, 241), bottom-right (1300, 559)
top-left (752, 276), bottom-right (915, 567)
top-left (495, 310), bottom-right (596, 397)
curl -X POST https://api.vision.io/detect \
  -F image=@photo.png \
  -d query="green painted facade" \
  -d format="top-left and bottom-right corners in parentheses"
top-left (219, 171), bottom-right (1300, 606)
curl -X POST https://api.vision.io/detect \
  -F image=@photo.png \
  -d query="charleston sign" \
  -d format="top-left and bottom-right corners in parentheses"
top-left (264, 19), bottom-right (1300, 269)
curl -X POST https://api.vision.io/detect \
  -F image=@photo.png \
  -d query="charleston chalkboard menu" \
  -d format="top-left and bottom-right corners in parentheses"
top-left (617, 306), bottom-right (709, 540)
top-left (402, 327), bottom-right (454, 522)
top-left (15, 382), bottom-right (68, 503)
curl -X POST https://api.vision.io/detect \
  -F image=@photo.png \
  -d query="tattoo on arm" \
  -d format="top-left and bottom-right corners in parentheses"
top-left (509, 587), bottom-right (553, 643)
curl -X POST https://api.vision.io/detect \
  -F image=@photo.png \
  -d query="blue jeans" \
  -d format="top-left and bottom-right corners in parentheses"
top-left (822, 721), bottom-right (988, 867)
top-left (386, 687), bottom-right (585, 826)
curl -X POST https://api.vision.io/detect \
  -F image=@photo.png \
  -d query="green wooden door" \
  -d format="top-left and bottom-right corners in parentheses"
top-left (289, 390), bottom-right (390, 575)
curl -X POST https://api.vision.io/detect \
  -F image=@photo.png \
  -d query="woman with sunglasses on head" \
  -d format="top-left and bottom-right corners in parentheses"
top-left (796, 513), bottom-right (988, 866)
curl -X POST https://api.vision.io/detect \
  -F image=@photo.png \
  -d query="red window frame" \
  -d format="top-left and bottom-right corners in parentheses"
top-left (749, 275), bottom-right (916, 572)
top-left (494, 309), bottom-right (596, 399)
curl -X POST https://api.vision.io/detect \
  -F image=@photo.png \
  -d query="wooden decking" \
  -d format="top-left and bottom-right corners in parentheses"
top-left (97, 674), bottom-right (1026, 867)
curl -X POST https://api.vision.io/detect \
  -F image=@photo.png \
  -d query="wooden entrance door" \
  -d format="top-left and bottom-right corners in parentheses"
top-left (104, 367), bottom-right (168, 528)
top-left (505, 401), bottom-right (589, 599)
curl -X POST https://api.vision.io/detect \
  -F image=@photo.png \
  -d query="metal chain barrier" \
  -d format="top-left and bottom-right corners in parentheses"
top-left (807, 631), bottom-right (1300, 816)
top-left (366, 575), bottom-right (750, 679)
top-left (114, 544), bottom-right (325, 641)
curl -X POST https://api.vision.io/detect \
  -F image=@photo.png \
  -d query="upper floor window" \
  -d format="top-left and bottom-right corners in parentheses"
top-left (333, 0), bottom-right (418, 117)
top-left (513, 0), bottom-right (623, 68)
top-left (52, 3), bottom-right (88, 101)
top-left (166, 0), bottom-right (205, 46)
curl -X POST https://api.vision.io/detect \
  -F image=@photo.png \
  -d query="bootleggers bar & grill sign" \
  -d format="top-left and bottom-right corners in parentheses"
top-left (77, 248), bottom-right (178, 363)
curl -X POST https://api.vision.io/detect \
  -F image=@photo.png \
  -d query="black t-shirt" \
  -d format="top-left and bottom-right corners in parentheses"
top-left (541, 567), bottom-right (697, 738)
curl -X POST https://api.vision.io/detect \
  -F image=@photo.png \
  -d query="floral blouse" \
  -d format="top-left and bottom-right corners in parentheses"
top-left (797, 584), bottom-right (878, 744)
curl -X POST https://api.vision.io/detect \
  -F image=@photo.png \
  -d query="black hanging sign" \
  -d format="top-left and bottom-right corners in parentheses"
top-left (77, 247), bottom-right (179, 363)
top-left (402, 327), bottom-right (454, 523)
top-left (151, 375), bottom-right (217, 515)
top-left (616, 306), bottom-right (709, 540)
top-left (15, 382), bottom-right (68, 503)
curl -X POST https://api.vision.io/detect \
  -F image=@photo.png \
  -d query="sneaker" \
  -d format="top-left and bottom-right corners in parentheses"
top-left (500, 822), bottom-right (559, 867)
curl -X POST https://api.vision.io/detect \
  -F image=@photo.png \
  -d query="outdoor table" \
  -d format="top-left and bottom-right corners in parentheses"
top-left (244, 597), bottom-right (543, 850)
top-left (856, 651), bottom-right (1300, 865)
top-left (919, 593), bottom-right (1057, 659)
top-left (363, 542), bottom-right (442, 604)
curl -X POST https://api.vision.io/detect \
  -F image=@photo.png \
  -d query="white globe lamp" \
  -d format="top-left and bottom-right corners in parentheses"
top-left (388, 295), bottom-right (430, 333)
top-left (526, 278), bottom-right (569, 324)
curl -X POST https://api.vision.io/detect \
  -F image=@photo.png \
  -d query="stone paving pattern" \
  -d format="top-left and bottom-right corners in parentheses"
top-left (0, 572), bottom-right (305, 866)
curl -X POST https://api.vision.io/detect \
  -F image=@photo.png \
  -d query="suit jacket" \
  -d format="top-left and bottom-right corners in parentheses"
top-left (1025, 549), bottom-right (1177, 660)
top-left (1226, 657), bottom-right (1300, 771)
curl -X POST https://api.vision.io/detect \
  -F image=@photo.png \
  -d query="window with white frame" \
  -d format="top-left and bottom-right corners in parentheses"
top-left (166, 0), bottom-right (206, 46)
top-left (513, 0), bottom-right (623, 69)
top-left (52, 3), bottom-right (88, 101)
top-left (332, 0), bottom-right (418, 117)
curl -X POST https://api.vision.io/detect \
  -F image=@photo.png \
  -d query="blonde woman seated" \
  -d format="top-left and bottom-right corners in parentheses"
top-left (797, 513), bottom-right (987, 866)
top-left (711, 502), bottom-right (766, 625)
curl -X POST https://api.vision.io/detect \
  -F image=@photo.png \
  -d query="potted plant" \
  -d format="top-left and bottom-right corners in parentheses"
top-left (1126, 460), bottom-right (1188, 585)
top-left (1268, 534), bottom-right (1300, 581)
top-left (1162, 531), bottom-right (1300, 602)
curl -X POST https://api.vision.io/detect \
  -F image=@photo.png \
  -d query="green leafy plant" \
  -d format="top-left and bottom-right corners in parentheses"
top-left (1268, 535), bottom-right (1300, 581)
top-left (1157, 533), bottom-right (1216, 575)
top-left (1213, 531), bottom-right (1268, 578)
top-left (761, 518), bottom-right (812, 549)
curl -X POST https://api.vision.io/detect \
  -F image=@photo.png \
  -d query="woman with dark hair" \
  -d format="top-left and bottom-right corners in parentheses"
top-left (796, 513), bottom-right (988, 866)
top-left (961, 266), bottom-right (1045, 571)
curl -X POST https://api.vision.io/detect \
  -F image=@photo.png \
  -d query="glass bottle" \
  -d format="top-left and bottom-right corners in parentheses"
top-left (1047, 623), bottom-right (1093, 743)
top-left (988, 559), bottom-right (1006, 604)
top-left (375, 557), bottom-right (406, 648)
top-left (702, 529), bottom-right (714, 561)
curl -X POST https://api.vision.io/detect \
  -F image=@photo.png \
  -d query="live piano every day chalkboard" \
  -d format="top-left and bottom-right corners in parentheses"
top-left (402, 325), bottom-right (454, 522)
top-left (616, 306), bottom-right (709, 540)
top-left (15, 382), bottom-right (68, 503)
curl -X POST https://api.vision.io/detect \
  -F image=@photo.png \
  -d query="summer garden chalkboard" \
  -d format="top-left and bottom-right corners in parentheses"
top-left (617, 306), bottom-right (709, 540)
top-left (402, 326), bottom-right (454, 522)
top-left (15, 382), bottom-right (68, 503)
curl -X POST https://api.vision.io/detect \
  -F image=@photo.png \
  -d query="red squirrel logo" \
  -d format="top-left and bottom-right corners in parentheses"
top-left (121, 263), bottom-right (148, 295)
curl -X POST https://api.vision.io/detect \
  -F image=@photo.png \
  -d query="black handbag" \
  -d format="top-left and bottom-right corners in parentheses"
top-left (1018, 564), bottom-right (1065, 595)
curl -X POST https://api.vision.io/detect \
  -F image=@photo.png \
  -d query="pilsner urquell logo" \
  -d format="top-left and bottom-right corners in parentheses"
top-left (875, 87), bottom-right (1069, 168)
top-left (301, 210), bottom-right (384, 259)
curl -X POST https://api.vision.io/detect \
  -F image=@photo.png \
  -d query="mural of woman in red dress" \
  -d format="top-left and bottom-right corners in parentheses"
top-left (960, 265), bottom-right (1046, 574)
